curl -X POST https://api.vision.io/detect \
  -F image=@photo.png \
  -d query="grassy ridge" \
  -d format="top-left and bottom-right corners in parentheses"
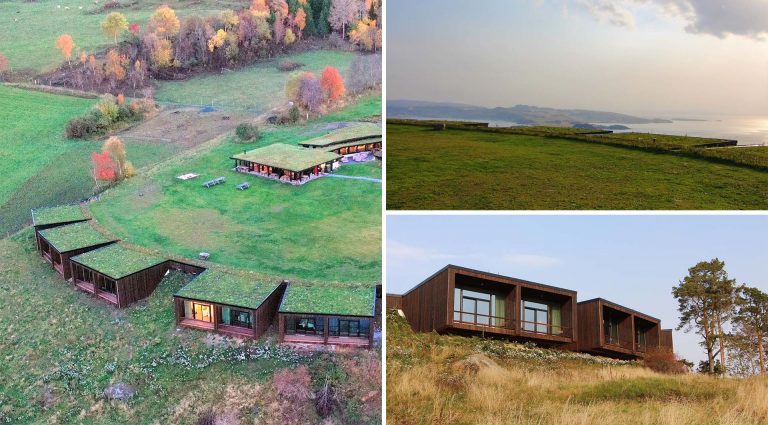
top-left (386, 123), bottom-right (768, 210)
top-left (386, 312), bottom-right (768, 425)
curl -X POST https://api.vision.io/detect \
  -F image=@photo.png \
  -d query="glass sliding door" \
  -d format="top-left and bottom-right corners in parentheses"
top-left (454, 288), bottom-right (504, 327)
top-left (636, 328), bottom-right (647, 351)
top-left (192, 302), bottom-right (213, 323)
top-left (604, 314), bottom-right (619, 344)
top-left (522, 300), bottom-right (549, 333)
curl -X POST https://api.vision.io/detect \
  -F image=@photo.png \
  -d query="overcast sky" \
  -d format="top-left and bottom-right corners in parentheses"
top-left (387, 0), bottom-right (768, 117)
top-left (386, 214), bottom-right (768, 365)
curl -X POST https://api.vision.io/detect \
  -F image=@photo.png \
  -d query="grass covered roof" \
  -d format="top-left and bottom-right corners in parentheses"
top-left (231, 143), bottom-right (341, 172)
top-left (71, 244), bottom-right (167, 280)
top-left (300, 122), bottom-right (382, 147)
top-left (175, 269), bottom-right (282, 310)
top-left (280, 284), bottom-right (375, 316)
top-left (38, 222), bottom-right (116, 253)
top-left (32, 205), bottom-right (87, 226)
top-left (320, 138), bottom-right (381, 152)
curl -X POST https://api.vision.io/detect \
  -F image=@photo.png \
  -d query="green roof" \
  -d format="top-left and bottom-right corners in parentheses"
top-left (320, 138), bottom-right (381, 152)
top-left (175, 269), bottom-right (282, 310)
top-left (38, 222), bottom-right (116, 253)
top-left (300, 123), bottom-right (382, 147)
top-left (32, 205), bottom-right (87, 226)
top-left (71, 244), bottom-right (167, 280)
top-left (231, 144), bottom-right (341, 172)
top-left (280, 284), bottom-right (375, 316)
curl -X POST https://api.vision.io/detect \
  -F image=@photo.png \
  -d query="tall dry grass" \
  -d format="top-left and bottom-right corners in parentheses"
top-left (386, 315), bottom-right (768, 425)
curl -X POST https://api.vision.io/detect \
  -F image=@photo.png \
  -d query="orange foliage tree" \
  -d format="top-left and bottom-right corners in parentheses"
top-left (320, 66), bottom-right (345, 101)
top-left (250, 0), bottom-right (270, 17)
top-left (0, 53), bottom-right (8, 73)
top-left (294, 8), bottom-right (307, 37)
top-left (105, 49), bottom-right (128, 81)
top-left (55, 34), bottom-right (75, 62)
top-left (150, 5), bottom-right (181, 37)
top-left (92, 151), bottom-right (117, 182)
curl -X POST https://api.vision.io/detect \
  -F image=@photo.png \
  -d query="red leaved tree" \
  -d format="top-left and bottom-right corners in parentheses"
top-left (91, 151), bottom-right (117, 182)
top-left (320, 66), bottom-right (345, 102)
top-left (0, 53), bottom-right (8, 73)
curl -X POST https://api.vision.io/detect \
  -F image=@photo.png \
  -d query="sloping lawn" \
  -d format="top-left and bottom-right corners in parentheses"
top-left (386, 124), bottom-right (768, 210)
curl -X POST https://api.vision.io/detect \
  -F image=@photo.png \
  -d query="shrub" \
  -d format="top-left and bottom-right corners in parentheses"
top-left (235, 123), bottom-right (259, 141)
top-left (66, 118), bottom-right (96, 139)
top-left (289, 105), bottom-right (300, 123)
top-left (129, 98), bottom-right (156, 118)
top-left (643, 349), bottom-right (688, 374)
top-left (278, 60), bottom-right (303, 72)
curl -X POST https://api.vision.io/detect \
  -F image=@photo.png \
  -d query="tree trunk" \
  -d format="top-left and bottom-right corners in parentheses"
top-left (759, 332), bottom-right (766, 374)
top-left (702, 308), bottom-right (715, 374)
top-left (717, 314), bottom-right (727, 371)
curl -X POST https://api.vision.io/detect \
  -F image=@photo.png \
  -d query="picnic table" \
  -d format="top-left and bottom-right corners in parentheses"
top-left (202, 177), bottom-right (226, 188)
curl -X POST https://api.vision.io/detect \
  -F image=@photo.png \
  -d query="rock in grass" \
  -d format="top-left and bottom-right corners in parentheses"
top-left (103, 383), bottom-right (135, 401)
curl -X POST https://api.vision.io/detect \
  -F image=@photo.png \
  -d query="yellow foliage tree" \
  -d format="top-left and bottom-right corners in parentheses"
top-left (101, 12), bottom-right (128, 44)
top-left (208, 29), bottom-right (228, 52)
top-left (284, 28), bottom-right (296, 45)
top-left (150, 5), bottom-right (180, 37)
top-left (150, 38), bottom-right (173, 69)
top-left (102, 136), bottom-right (129, 180)
top-left (220, 9), bottom-right (240, 30)
top-left (55, 34), bottom-right (75, 62)
top-left (349, 18), bottom-right (379, 51)
top-left (105, 49), bottom-right (128, 81)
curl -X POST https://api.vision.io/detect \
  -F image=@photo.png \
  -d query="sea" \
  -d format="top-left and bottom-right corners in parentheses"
top-left (482, 116), bottom-right (768, 146)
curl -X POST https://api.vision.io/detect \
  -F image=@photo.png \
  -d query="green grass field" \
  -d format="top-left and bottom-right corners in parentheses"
top-left (386, 124), bottom-right (768, 210)
top-left (0, 86), bottom-right (183, 236)
top-left (0, 230), bottom-right (381, 424)
top-left (89, 107), bottom-right (382, 285)
top-left (0, 0), bottom-right (247, 73)
top-left (154, 50), bottom-right (359, 111)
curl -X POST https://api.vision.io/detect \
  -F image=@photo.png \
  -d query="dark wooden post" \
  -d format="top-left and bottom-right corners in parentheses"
top-left (213, 305), bottom-right (220, 331)
top-left (323, 316), bottom-right (329, 344)
top-left (278, 314), bottom-right (285, 343)
top-left (251, 310), bottom-right (257, 338)
top-left (514, 285), bottom-right (521, 333)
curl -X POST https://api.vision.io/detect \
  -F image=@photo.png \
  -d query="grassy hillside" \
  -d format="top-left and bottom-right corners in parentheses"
top-left (155, 50), bottom-right (359, 111)
top-left (0, 230), bottom-right (381, 424)
top-left (88, 101), bottom-right (382, 285)
top-left (0, 0), bottom-right (247, 73)
top-left (386, 312), bottom-right (768, 425)
top-left (0, 86), bottom-right (183, 236)
top-left (386, 124), bottom-right (768, 210)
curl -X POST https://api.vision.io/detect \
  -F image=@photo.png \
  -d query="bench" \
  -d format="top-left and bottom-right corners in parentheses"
top-left (202, 177), bottom-right (226, 188)
top-left (236, 182), bottom-right (250, 190)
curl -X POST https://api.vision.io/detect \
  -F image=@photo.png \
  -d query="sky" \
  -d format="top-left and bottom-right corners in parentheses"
top-left (387, 0), bottom-right (768, 117)
top-left (386, 214), bottom-right (768, 365)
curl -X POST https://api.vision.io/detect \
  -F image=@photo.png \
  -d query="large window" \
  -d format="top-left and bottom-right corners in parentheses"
top-left (454, 288), bottom-right (505, 327)
top-left (636, 328), bottom-right (647, 351)
top-left (192, 302), bottom-right (213, 323)
top-left (97, 277), bottom-right (116, 295)
top-left (521, 300), bottom-right (562, 335)
top-left (329, 318), bottom-right (371, 338)
top-left (603, 314), bottom-right (620, 344)
top-left (285, 316), bottom-right (324, 335)
top-left (221, 307), bottom-right (252, 329)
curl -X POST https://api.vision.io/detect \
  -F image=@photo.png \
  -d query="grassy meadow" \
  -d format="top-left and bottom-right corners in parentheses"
top-left (386, 123), bottom-right (768, 210)
top-left (386, 312), bottom-right (768, 425)
top-left (0, 230), bottom-right (381, 424)
top-left (88, 102), bottom-right (382, 285)
top-left (0, 0), bottom-right (248, 73)
top-left (0, 86), bottom-right (184, 237)
top-left (155, 50), bottom-right (360, 111)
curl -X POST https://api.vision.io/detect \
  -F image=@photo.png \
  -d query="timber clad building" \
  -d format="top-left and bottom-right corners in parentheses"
top-left (388, 265), bottom-right (673, 359)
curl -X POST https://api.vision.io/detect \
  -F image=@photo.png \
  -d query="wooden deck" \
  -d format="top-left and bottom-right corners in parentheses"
top-left (327, 336), bottom-right (370, 347)
top-left (218, 324), bottom-right (254, 338)
top-left (283, 334), bottom-right (324, 344)
top-left (74, 279), bottom-right (95, 294)
top-left (451, 321), bottom-right (516, 336)
top-left (180, 318), bottom-right (215, 330)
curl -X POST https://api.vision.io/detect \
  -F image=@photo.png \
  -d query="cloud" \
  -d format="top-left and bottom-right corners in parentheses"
top-left (573, 0), bottom-right (768, 40)
top-left (500, 254), bottom-right (561, 268)
top-left (575, 0), bottom-right (637, 28)
top-left (387, 240), bottom-right (457, 262)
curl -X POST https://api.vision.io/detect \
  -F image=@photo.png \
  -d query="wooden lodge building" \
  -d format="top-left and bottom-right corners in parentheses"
top-left (278, 284), bottom-right (377, 348)
top-left (36, 222), bottom-right (118, 280)
top-left (69, 244), bottom-right (172, 308)
top-left (173, 270), bottom-right (287, 339)
top-left (299, 122), bottom-right (382, 156)
top-left (577, 298), bottom-right (672, 359)
top-left (388, 265), bottom-right (674, 359)
top-left (231, 143), bottom-right (341, 184)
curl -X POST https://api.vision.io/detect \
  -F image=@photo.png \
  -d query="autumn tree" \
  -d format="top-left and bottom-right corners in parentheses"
top-left (349, 17), bottom-right (379, 51)
top-left (220, 9), bottom-right (240, 30)
top-left (150, 5), bottom-right (181, 37)
top-left (269, 0), bottom-right (289, 17)
top-left (102, 136), bottom-right (133, 180)
top-left (142, 33), bottom-right (173, 69)
top-left (297, 71), bottom-right (323, 113)
top-left (284, 28), bottom-right (296, 45)
top-left (128, 59), bottom-right (147, 89)
top-left (250, 0), bottom-right (270, 17)
top-left (92, 151), bottom-right (117, 183)
top-left (294, 8), bottom-right (307, 37)
top-left (329, 0), bottom-right (356, 38)
top-left (320, 66), bottom-right (344, 101)
top-left (0, 52), bottom-right (10, 74)
top-left (285, 71), bottom-right (302, 101)
top-left (734, 286), bottom-right (768, 374)
top-left (102, 12), bottom-right (129, 44)
top-left (673, 259), bottom-right (737, 374)
top-left (104, 49), bottom-right (128, 83)
top-left (128, 23), bottom-right (141, 35)
top-left (207, 29), bottom-right (228, 52)
top-left (55, 34), bottom-right (76, 63)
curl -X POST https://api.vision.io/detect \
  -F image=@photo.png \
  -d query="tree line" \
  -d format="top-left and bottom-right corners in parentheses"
top-left (674, 258), bottom-right (767, 376)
